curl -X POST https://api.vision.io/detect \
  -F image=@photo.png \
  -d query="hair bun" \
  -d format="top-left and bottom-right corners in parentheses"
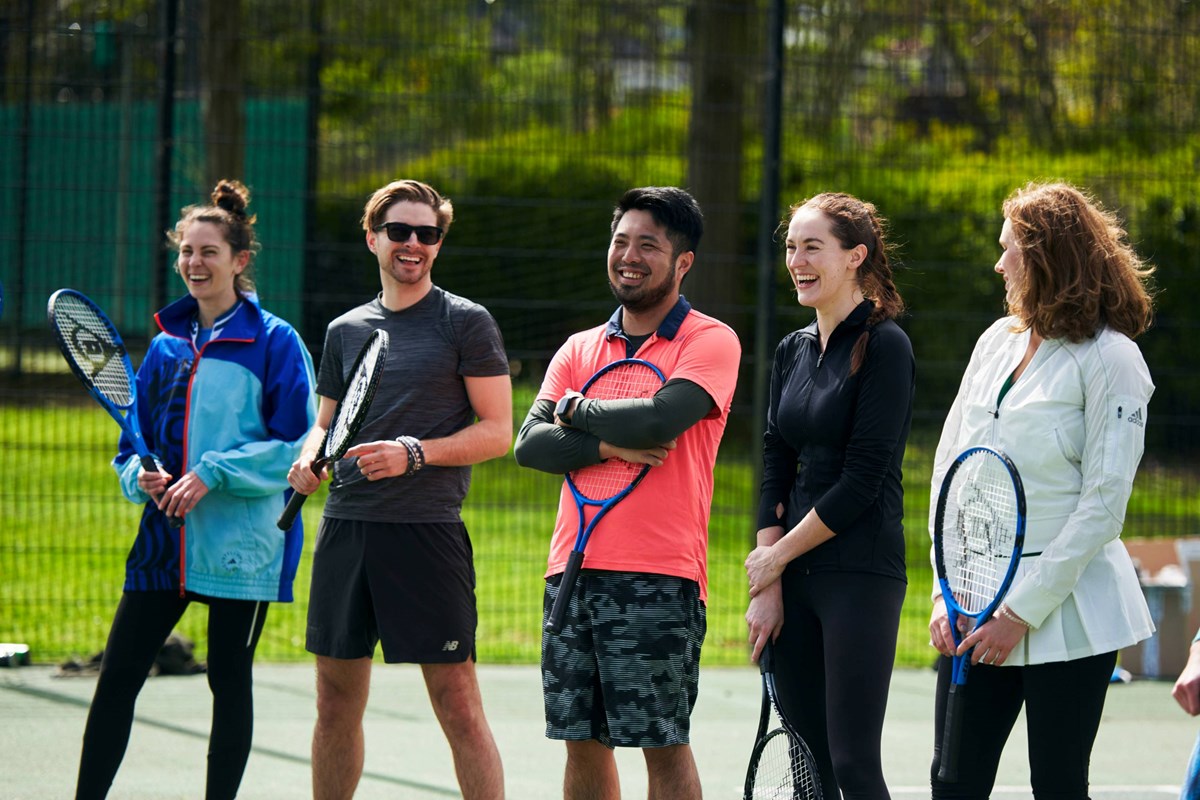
top-left (211, 179), bottom-right (251, 219)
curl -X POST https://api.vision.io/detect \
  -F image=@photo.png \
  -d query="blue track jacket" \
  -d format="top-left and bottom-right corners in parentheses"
top-left (113, 294), bottom-right (316, 601)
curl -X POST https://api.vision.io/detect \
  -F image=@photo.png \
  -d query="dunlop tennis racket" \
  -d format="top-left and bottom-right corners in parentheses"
top-left (744, 640), bottom-right (822, 800)
top-left (933, 445), bottom-right (1026, 782)
top-left (48, 288), bottom-right (181, 527)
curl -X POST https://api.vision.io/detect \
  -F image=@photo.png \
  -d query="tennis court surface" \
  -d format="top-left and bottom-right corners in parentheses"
top-left (1, 663), bottom-right (1191, 798)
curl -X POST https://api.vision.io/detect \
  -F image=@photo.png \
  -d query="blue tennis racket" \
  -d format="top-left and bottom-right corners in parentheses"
top-left (544, 357), bottom-right (665, 634)
top-left (47, 289), bottom-right (181, 527)
top-left (933, 445), bottom-right (1026, 782)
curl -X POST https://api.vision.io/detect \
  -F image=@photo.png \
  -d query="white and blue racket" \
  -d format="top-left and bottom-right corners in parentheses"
top-left (47, 289), bottom-right (181, 527)
top-left (933, 445), bottom-right (1026, 782)
top-left (544, 357), bottom-right (665, 634)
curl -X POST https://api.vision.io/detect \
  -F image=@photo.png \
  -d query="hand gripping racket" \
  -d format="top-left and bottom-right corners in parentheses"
top-left (743, 640), bottom-right (823, 800)
top-left (933, 445), bottom-right (1026, 782)
top-left (544, 357), bottom-right (666, 634)
top-left (276, 328), bottom-right (389, 530)
top-left (47, 288), bottom-right (182, 527)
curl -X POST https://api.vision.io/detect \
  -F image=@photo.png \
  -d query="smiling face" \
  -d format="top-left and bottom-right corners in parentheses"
top-left (176, 221), bottom-right (248, 316)
top-left (784, 206), bottom-right (865, 317)
top-left (367, 200), bottom-right (443, 290)
top-left (607, 209), bottom-right (691, 317)
top-left (995, 217), bottom-right (1025, 312)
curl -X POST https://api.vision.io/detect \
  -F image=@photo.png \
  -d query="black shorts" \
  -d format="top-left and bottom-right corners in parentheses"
top-left (306, 518), bottom-right (477, 663)
top-left (541, 571), bottom-right (706, 748)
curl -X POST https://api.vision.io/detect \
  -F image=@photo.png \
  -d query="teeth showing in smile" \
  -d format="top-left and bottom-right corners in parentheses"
top-left (792, 274), bottom-right (817, 286)
top-left (618, 269), bottom-right (644, 280)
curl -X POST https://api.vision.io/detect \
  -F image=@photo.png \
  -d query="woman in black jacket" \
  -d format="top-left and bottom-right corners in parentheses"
top-left (745, 192), bottom-right (914, 800)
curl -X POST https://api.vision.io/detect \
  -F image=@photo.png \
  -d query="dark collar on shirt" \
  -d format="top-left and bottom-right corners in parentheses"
top-left (604, 295), bottom-right (692, 341)
top-left (798, 298), bottom-right (875, 340)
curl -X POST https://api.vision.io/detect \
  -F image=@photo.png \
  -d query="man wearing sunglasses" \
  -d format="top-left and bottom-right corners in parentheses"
top-left (287, 179), bottom-right (512, 799)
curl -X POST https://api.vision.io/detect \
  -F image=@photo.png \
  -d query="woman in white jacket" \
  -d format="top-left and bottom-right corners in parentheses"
top-left (928, 182), bottom-right (1156, 799)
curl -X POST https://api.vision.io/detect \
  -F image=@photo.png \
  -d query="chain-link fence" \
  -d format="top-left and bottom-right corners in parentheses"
top-left (2, 1), bottom-right (1198, 666)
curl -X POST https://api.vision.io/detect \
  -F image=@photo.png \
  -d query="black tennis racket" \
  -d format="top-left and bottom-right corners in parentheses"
top-left (544, 357), bottom-right (666, 634)
top-left (743, 640), bottom-right (822, 800)
top-left (276, 328), bottom-right (389, 530)
top-left (933, 445), bottom-right (1026, 782)
top-left (47, 288), bottom-right (181, 527)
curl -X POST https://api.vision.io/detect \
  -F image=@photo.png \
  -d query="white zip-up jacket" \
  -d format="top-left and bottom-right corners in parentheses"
top-left (929, 316), bottom-right (1155, 666)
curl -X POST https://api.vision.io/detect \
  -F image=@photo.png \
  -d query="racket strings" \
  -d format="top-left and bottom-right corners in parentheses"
top-left (54, 295), bottom-right (134, 406)
top-left (944, 456), bottom-right (1019, 614)
top-left (568, 363), bottom-right (663, 501)
top-left (751, 730), bottom-right (820, 799)
top-left (325, 337), bottom-right (386, 456)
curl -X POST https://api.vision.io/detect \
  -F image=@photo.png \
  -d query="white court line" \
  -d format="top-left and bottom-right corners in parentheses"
top-left (891, 787), bottom-right (1180, 796)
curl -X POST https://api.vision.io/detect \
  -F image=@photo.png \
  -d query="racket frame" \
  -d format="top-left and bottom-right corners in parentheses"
top-left (276, 328), bottom-right (390, 530)
top-left (932, 445), bottom-right (1026, 782)
top-left (544, 357), bottom-right (666, 634)
top-left (743, 641), bottom-right (823, 800)
top-left (47, 289), bottom-right (181, 526)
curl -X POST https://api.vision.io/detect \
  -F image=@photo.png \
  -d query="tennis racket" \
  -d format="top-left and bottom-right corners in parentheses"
top-left (47, 288), bottom-right (181, 527)
top-left (544, 357), bottom-right (666, 634)
top-left (743, 640), bottom-right (822, 800)
top-left (933, 445), bottom-right (1026, 782)
top-left (276, 328), bottom-right (389, 530)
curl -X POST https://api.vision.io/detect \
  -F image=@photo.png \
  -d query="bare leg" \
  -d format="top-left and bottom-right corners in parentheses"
top-left (564, 739), bottom-right (620, 800)
top-left (644, 744), bottom-right (701, 800)
top-left (312, 656), bottom-right (371, 800)
top-left (421, 661), bottom-right (505, 799)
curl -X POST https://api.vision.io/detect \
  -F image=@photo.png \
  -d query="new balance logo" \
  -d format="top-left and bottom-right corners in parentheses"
top-left (442, 641), bottom-right (460, 652)
top-left (1125, 407), bottom-right (1144, 427)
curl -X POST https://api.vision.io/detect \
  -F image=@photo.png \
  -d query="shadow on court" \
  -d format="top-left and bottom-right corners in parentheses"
top-left (0, 663), bottom-right (1190, 799)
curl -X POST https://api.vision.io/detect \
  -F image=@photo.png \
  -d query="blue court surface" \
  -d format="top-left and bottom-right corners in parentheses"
top-left (1, 663), bottom-right (1192, 798)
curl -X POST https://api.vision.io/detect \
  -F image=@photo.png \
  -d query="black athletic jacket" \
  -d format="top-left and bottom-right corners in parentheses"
top-left (756, 300), bottom-right (915, 582)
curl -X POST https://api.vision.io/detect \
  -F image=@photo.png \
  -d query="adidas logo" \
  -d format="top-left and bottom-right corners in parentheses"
top-left (1125, 407), bottom-right (1144, 427)
top-left (441, 640), bottom-right (460, 652)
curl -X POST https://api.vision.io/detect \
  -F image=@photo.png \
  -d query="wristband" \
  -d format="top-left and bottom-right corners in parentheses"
top-left (395, 436), bottom-right (426, 476)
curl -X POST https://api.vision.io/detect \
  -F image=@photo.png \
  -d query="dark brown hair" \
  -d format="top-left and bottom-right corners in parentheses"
top-left (1002, 182), bottom-right (1154, 341)
top-left (167, 179), bottom-right (258, 294)
top-left (789, 192), bottom-right (905, 374)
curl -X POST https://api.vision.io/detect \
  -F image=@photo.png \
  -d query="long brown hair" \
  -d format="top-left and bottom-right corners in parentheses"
top-left (167, 179), bottom-right (259, 295)
top-left (790, 192), bottom-right (905, 374)
top-left (1002, 182), bottom-right (1154, 341)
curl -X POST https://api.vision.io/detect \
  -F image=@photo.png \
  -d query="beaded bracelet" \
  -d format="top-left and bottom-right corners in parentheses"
top-left (997, 604), bottom-right (1031, 628)
top-left (395, 436), bottom-right (426, 477)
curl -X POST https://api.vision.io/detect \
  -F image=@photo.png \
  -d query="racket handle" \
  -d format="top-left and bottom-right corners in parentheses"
top-left (545, 550), bottom-right (585, 634)
top-left (277, 489), bottom-right (308, 531)
top-left (937, 681), bottom-right (967, 783)
top-left (277, 459), bottom-right (325, 531)
top-left (140, 455), bottom-right (183, 528)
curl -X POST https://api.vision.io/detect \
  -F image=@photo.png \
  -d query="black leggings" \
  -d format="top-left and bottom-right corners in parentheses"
top-left (75, 591), bottom-right (268, 800)
top-left (930, 649), bottom-right (1117, 800)
top-left (772, 571), bottom-right (907, 800)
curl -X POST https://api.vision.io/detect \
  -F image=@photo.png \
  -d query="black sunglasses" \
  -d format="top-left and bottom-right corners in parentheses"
top-left (373, 222), bottom-right (444, 245)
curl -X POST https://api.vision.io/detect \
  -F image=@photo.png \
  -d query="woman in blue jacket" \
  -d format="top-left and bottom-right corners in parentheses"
top-left (75, 180), bottom-right (316, 800)
top-left (927, 183), bottom-right (1155, 798)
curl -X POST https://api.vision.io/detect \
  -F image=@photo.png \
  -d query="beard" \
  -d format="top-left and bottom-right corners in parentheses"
top-left (608, 261), bottom-right (677, 313)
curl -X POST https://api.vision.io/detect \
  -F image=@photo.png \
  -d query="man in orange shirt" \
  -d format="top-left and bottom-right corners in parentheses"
top-left (514, 186), bottom-right (741, 799)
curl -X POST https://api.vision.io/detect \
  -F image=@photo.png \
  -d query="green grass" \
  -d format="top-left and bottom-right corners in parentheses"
top-left (2, 396), bottom-right (1195, 668)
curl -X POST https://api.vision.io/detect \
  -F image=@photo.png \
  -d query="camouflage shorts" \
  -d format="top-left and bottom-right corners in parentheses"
top-left (541, 570), bottom-right (706, 748)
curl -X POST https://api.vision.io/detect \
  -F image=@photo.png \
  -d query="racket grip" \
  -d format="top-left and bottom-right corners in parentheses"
top-left (545, 550), bottom-right (585, 634)
top-left (277, 489), bottom-right (308, 531)
top-left (140, 455), bottom-right (183, 528)
top-left (937, 681), bottom-right (966, 783)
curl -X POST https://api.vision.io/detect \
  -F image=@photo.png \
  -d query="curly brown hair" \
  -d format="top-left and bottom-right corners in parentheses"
top-left (1002, 182), bottom-right (1154, 342)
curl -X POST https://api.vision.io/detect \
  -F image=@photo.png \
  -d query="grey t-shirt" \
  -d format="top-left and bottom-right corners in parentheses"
top-left (316, 287), bottom-right (509, 523)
